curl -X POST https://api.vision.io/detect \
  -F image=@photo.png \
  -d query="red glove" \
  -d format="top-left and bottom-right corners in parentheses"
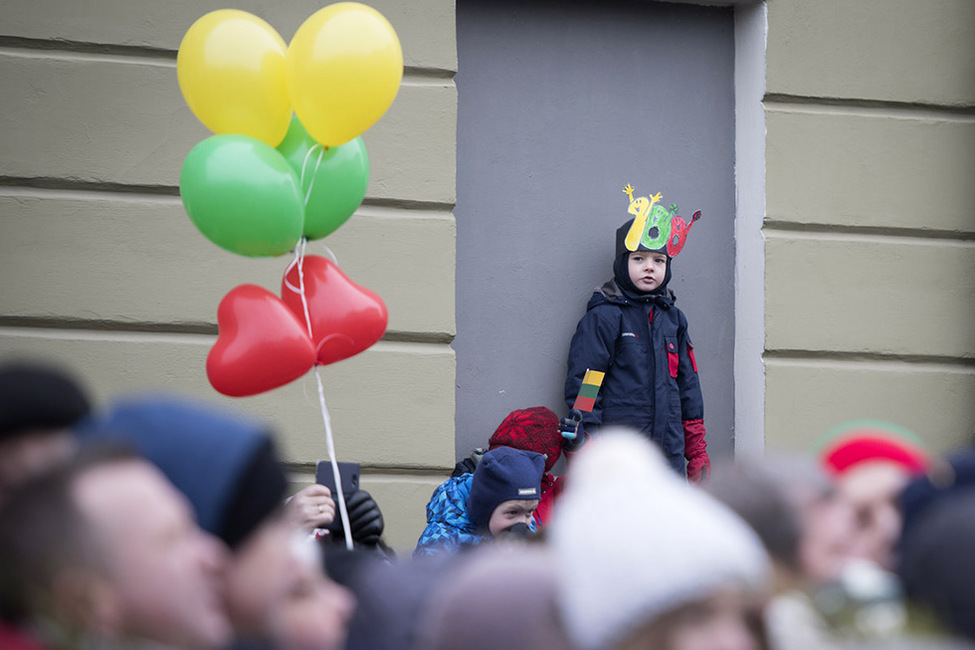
top-left (683, 419), bottom-right (710, 484)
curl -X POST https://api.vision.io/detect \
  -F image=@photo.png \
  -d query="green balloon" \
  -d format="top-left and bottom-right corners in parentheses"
top-left (277, 115), bottom-right (369, 241)
top-left (180, 134), bottom-right (304, 257)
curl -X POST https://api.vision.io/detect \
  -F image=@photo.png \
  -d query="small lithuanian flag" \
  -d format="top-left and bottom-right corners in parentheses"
top-left (572, 369), bottom-right (605, 413)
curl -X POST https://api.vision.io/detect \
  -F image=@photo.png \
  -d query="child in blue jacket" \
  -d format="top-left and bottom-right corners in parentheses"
top-left (562, 185), bottom-right (710, 483)
top-left (414, 446), bottom-right (545, 557)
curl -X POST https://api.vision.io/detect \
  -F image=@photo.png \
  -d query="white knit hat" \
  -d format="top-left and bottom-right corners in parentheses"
top-left (549, 428), bottom-right (769, 650)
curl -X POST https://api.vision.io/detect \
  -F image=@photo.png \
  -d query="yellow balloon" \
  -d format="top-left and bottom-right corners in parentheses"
top-left (286, 3), bottom-right (403, 147)
top-left (177, 10), bottom-right (291, 147)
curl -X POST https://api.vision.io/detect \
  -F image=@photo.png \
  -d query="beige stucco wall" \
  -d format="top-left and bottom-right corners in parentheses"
top-left (0, 0), bottom-right (457, 552)
top-left (763, 0), bottom-right (975, 453)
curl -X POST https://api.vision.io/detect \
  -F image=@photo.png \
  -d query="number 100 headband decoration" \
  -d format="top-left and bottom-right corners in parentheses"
top-left (622, 184), bottom-right (701, 258)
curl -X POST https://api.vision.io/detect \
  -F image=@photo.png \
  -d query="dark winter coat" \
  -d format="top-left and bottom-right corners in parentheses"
top-left (564, 279), bottom-right (704, 473)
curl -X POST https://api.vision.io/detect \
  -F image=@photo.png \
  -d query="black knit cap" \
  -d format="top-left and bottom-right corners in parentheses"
top-left (0, 363), bottom-right (91, 440)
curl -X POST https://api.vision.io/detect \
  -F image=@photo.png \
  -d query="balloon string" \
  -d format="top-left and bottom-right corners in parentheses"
top-left (299, 144), bottom-right (321, 187)
top-left (294, 239), bottom-right (314, 340)
top-left (283, 254), bottom-right (301, 294)
top-left (322, 245), bottom-right (339, 266)
top-left (301, 144), bottom-right (326, 207)
top-left (285, 242), bottom-right (338, 283)
top-left (303, 239), bottom-right (340, 267)
top-left (313, 333), bottom-right (355, 357)
top-left (293, 228), bottom-right (349, 551)
top-left (286, 244), bottom-right (351, 548)
top-left (315, 366), bottom-right (353, 551)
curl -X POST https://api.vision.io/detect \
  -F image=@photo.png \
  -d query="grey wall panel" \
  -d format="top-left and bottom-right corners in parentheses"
top-left (767, 107), bottom-right (975, 234)
top-left (2, 0), bottom-right (456, 73)
top-left (0, 52), bottom-right (455, 204)
top-left (766, 359), bottom-right (975, 456)
top-left (364, 81), bottom-right (457, 206)
top-left (0, 51), bottom-right (199, 186)
top-left (0, 191), bottom-right (455, 336)
top-left (0, 329), bottom-right (456, 469)
top-left (454, 0), bottom-right (736, 460)
top-left (766, 233), bottom-right (975, 359)
top-left (767, 0), bottom-right (975, 107)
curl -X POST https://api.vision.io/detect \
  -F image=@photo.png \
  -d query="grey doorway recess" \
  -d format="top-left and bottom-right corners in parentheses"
top-left (454, 0), bottom-right (737, 465)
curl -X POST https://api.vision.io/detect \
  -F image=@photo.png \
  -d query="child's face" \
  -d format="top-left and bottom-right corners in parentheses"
top-left (488, 498), bottom-right (539, 537)
top-left (628, 251), bottom-right (668, 292)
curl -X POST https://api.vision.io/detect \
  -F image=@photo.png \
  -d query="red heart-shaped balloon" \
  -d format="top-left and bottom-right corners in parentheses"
top-left (281, 255), bottom-right (388, 366)
top-left (207, 284), bottom-right (316, 397)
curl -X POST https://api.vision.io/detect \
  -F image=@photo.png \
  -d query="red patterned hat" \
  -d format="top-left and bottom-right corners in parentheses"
top-left (489, 407), bottom-right (562, 473)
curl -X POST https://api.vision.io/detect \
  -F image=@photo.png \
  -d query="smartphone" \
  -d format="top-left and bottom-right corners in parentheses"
top-left (315, 460), bottom-right (360, 498)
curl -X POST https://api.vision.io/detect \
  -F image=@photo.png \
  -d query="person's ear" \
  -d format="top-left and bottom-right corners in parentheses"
top-left (52, 567), bottom-right (123, 638)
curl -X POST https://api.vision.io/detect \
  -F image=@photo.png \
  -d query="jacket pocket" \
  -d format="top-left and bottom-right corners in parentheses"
top-left (665, 336), bottom-right (679, 378)
top-left (688, 341), bottom-right (698, 373)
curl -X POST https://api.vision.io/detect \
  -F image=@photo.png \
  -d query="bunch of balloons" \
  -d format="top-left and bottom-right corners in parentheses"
top-left (176, 3), bottom-right (400, 397)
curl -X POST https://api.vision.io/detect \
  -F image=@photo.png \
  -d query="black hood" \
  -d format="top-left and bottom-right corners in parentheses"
top-left (591, 276), bottom-right (676, 311)
top-left (613, 218), bottom-right (673, 297)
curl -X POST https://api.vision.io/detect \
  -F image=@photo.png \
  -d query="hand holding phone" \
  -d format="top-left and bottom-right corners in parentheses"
top-left (315, 460), bottom-right (360, 498)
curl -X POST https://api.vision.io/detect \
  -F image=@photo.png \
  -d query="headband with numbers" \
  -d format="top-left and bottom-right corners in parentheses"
top-left (622, 184), bottom-right (701, 257)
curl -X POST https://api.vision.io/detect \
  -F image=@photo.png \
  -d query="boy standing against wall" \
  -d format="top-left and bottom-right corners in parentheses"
top-left (562, 185), bottom-right (710, 483)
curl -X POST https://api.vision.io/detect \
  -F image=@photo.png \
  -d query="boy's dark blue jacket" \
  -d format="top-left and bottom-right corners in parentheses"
top-left (564, 278), bottom-right (704, 473)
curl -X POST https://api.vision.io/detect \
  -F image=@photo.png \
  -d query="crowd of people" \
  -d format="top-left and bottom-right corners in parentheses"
top-left (0, 361), bottom-right (973, 650)
top-left (1, 208), bottom-right (971, 649)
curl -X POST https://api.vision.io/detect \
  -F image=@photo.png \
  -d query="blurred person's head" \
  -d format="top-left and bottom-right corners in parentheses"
top-left (897, 448), bottom-right (975, 640)
top-left (899, 446), bottom-right (975, 539)
top-left (0, 443), bottom-right (231, 649)
top-left (0, 362), bottom-right (90, 500)
top-left (230, 512), bottom-right (355, 650)
top-left (898, 491), bottom-right (975, 641)
top-left (550, 429), bottom-right (769, 650)
top-left (414, 545), bottom-right (573, 650)
top-left (466, 446), bottom-right (545, 536)
top-left (78, 396), bottom-right (355, 650)
top-left (616, 588), bottom-right (763, 650)
top-left (817, 421), bottom-right (930, 569)
top-left (707, 453), bottom-right (856, 588)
